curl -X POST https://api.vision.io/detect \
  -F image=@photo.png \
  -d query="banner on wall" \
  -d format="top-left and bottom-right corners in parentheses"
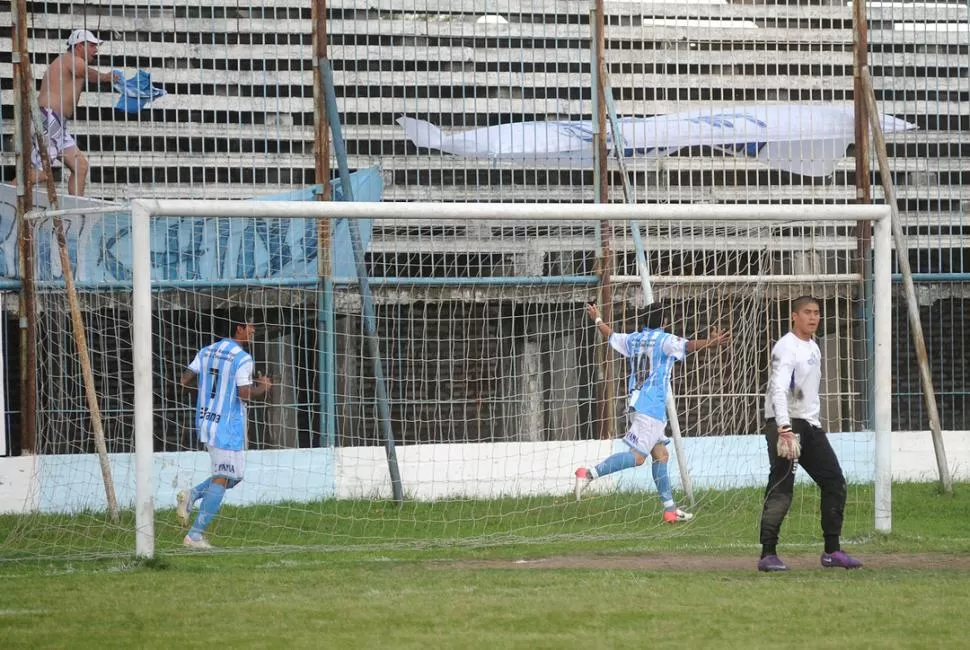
top-left (398, 103), bottom-right (917, 177)
top-left (0, 167), bottom-right (383, 283)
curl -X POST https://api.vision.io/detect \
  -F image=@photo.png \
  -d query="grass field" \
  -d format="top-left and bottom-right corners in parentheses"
top-left (2, 482), bottom-right (970, 648)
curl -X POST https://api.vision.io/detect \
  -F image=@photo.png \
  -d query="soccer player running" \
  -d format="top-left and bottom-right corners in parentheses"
top-left (177, 312), bottom-right (272, 549)
top-left (575, 303), bottom-right (731, 523)
top-left (757, 296), bottom-right (862, 572)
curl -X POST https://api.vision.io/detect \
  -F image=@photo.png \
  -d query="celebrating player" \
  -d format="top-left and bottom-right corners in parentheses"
top-left (575, 302), bottom-right (731, 523)
top-left (176, 311), bottom-right (272, 549)
top-left (757, 296), bottom-right (862, 572)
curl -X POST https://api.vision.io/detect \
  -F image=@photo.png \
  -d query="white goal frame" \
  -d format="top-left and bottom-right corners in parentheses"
top-left (129, 199), bottom-right (893, 559)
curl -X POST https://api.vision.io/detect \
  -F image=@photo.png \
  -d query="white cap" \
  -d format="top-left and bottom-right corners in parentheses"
top-left (66, 29), bottom-right (103, 48)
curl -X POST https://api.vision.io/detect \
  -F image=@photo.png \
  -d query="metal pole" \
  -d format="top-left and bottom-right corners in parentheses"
top-left (861, 68), bottom-right (952, 495)
top-left (320, 62), bottom-right (404, 505)
top-left (320, 62), bottom-right (354, 201)
top-left (13, 0), bottom-right (37, 456)
top-left (313, 0), bottom-right (336, 448)
top-left (313, 0), bottom-right (331, 203)
top-left (853, 0), bottom-right (873, 238)
top-left (852, 0), bottom-right (876, 432)
top-left (0, 314), bottom-right (5, 455)
top-left (591, 1), bottom-right (614, 441)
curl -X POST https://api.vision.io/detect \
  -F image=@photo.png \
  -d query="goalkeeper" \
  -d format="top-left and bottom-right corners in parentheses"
top-left (575, 302), bottom-right (730, 523)
top-left (757, 296), bottom-right (862, 572)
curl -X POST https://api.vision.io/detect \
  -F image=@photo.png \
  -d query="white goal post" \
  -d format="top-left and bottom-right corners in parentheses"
top-left (126, 200), bottom-right (892, 559)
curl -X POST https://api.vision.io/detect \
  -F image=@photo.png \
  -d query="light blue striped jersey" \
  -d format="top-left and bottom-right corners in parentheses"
top-left (609, 329), bottom-right (688, 421)
top-left (188, 338), bottom-right (254, 451)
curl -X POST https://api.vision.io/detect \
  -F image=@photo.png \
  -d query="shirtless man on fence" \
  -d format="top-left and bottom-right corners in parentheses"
top-left (31, 29), bottom-right (121, 196)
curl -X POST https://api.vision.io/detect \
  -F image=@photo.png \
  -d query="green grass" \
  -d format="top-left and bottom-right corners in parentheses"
top-left (2, 558), bottom-right (969, 649)
top-left (3, 481), bottom-right (970, 560)
top-left (2, 482), bottom-right (970, 648)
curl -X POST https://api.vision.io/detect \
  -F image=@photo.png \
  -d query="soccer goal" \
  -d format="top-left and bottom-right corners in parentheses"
top-left (7, 201), bottom-right (891, 561)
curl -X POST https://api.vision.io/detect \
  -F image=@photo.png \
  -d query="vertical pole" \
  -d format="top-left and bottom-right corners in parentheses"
top-left (319, 277), bottom-right (336, 449)
top-left (852, 0), bottom-right (875, 430)
top-left (862, 69), bottom-right (952, 495)
top-left (313, 0), bottom-right (331, 202)
top-left (593, 3), bottom-right (608, 209)
top-left (872, 212), bottom-right (892, 532)
top-left (313, 0), bottom-right (336, 448)
top-left (13, 0), bottom-right (37, 455)
top-left (131, 201), bottom-right (155, 558)
top-left (0, 313), bottom-right (5, 456)
top-left (852, 0), bottom-right (872, 234)
top-left (591, 1), bottom-right (614, 440)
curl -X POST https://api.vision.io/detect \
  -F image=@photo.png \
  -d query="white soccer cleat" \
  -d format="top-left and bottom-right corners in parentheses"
top-left (663, 508), bottom-right (694, 523)
top-left (176, 490), bottom-right (192, 528)
top-left (574, 467), bottom-right (593, 502)
top-left (182, 534), bottom-right (213, 550)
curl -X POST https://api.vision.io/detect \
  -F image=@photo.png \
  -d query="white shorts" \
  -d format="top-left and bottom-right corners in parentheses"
top-left (31, 108), bottom-right (75, 169)
top-left (208, 445), bottom-right (245, 482)
top-left (622, 413), bottom-right (667, 456)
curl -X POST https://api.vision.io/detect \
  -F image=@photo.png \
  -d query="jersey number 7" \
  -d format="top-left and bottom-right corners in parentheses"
top-left (208, 368), bottom-right (220, 399)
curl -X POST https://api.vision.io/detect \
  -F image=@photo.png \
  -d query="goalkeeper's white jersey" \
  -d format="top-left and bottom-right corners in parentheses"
top-left (188, 338), bottom-right (254, 451)
top-left (764, 332), bottom-right (821, 427)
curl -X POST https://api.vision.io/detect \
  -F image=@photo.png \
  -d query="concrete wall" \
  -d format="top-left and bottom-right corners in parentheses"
top-left (1, 430), bottom-right (967, 514)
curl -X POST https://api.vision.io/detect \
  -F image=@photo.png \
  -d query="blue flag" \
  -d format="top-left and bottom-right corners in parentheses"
top-left (113, 69), bottom-right (167, 114)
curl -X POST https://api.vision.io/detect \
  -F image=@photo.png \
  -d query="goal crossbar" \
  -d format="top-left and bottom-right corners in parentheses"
top-left (129, 199), bottom-right (893, 559)
top-left (128, 199), bottom-right (891, 222)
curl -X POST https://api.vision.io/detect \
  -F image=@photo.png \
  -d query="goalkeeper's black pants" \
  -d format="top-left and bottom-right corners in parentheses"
top-left (759, 418), bottom-right (847, 547)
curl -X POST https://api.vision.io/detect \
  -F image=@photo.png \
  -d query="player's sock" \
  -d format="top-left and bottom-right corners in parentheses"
top-left (652, 461), bottom-right (675, 511)
top-left (188, 482), bottom-right (226, 539)
top-left (594, 451), bottom-right (638, 477)
top-left (824, 535), bottom-right (840, 554)
top-left (189, 477), bottom-right (213, 504)
top-left (761, 544), bottom-right (777, 558)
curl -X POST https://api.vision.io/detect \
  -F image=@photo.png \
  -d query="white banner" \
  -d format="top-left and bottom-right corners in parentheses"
top-left (398, 103), bottom-right (917, 177)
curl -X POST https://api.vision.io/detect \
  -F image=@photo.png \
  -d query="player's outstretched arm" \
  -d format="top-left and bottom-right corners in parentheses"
top-left (75, 56), bottom-right (119, 86)
top-left (586, 303), bottom-right (613, 338)
top-left (686, 327), bottom-right (731, 353)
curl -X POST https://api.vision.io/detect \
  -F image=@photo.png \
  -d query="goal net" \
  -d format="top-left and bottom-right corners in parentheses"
top-left (3, 201), bottom-right (890, 560)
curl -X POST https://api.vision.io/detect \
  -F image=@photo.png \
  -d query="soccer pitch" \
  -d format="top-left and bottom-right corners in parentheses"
top-left (2, 482), bottom-right (970, 648)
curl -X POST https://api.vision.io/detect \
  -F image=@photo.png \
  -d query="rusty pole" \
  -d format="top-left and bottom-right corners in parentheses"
top-left (313, 0), bottom-right (336, 447)
top-left (13, 0), bottom-right (37, 455)
top-left (592, 0), bottom-right (614, 440)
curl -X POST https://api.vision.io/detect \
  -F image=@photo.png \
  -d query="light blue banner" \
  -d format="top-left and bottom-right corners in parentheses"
top-left (0, 167), bottom-right (382, 283)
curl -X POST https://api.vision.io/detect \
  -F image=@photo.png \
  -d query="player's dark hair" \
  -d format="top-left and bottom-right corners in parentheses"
top-left (791, 295), bottom-right (820, 313)
top-left (227, 309), bottom-right (252, 338)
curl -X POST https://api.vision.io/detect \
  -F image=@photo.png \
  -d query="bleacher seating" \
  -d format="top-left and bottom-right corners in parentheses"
top-left (1, 0), bottom-right (968, 436)
top-left (0, 0), bottom-right (967, 264)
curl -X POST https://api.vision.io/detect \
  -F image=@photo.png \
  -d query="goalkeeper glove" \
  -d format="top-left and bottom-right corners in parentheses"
top-left (777, 425), bottom-right (801, 460)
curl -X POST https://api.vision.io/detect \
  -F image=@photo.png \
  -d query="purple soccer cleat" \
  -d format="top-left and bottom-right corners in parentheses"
top-left (757, 555), bottom-right (789, 572)
top-left (821, 550), bottom-right (863, 569)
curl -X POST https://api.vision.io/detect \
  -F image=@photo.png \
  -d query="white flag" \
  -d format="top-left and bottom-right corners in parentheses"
top-left (398, 103), bottom-right (917, 177)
